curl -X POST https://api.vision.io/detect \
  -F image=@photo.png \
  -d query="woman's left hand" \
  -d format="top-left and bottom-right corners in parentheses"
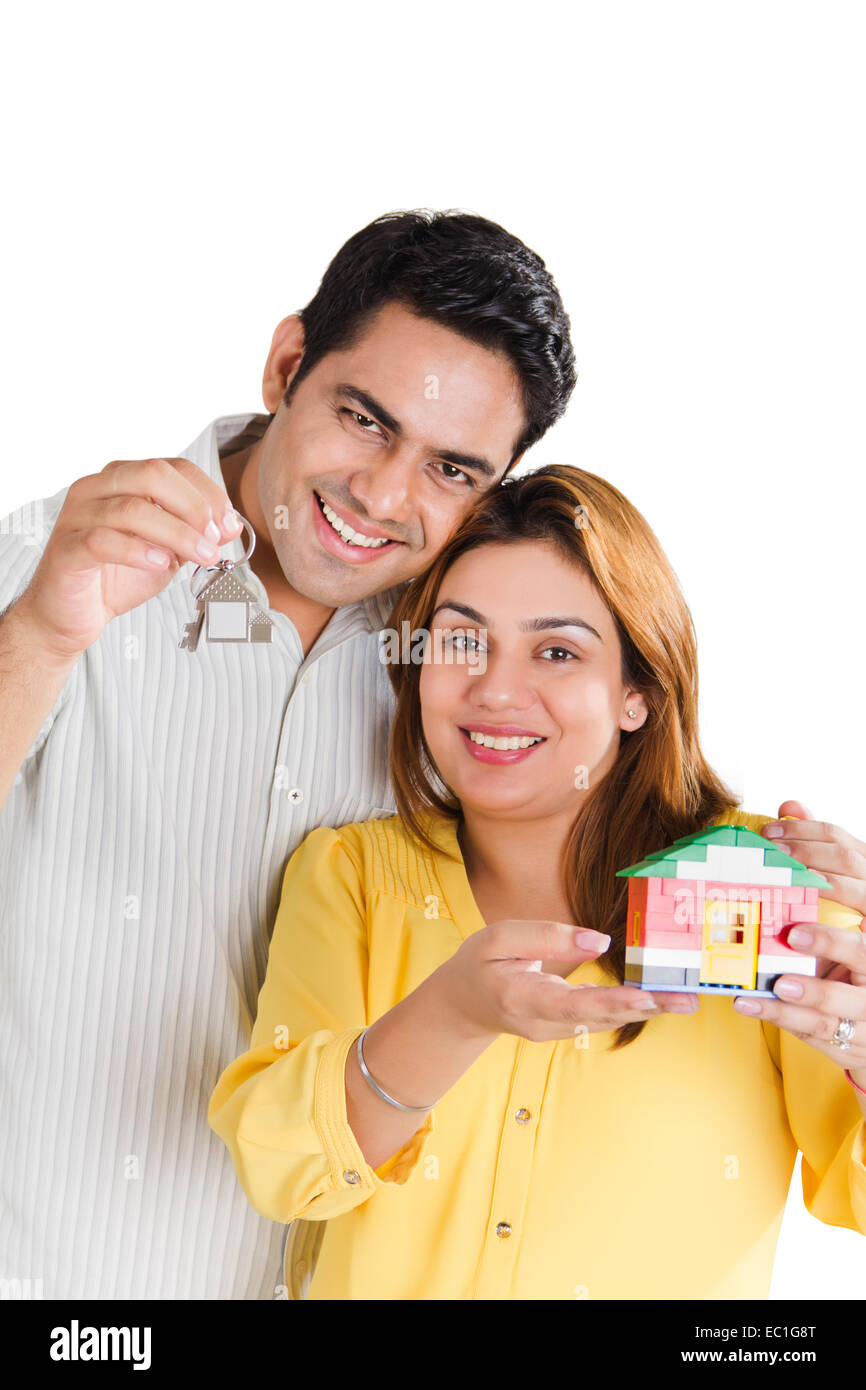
top-left (732, 800), bottom-right (866, 1089)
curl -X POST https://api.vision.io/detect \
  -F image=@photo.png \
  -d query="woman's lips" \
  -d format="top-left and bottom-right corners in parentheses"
top-left (311, 491), bottom-right (401, 565)
top-left (458, 727), bottom-right (548, 764)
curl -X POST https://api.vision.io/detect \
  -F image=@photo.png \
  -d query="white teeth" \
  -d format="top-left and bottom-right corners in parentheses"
top-left (468, 731), bottom-right (543, 749)
top-left (320, 497), bottom-right (390, 548)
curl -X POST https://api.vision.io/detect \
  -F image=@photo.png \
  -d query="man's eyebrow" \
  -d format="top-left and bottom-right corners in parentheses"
top-left (335, 384), bottom-right (499, 481)
top-left (430, 602), bottom-right (603, 641)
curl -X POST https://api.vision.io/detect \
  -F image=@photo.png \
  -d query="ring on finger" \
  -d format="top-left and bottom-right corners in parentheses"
top-left (830, 1017), bottom-right (857, 1050)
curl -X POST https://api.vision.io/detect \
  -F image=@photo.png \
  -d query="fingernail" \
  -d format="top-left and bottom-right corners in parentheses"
top-left (775, 979), bottom-right (803, 999)
top-left (734, 997), bottom-right (761, 1014)
top-left (205, 520), bottom-right (221, 542)
top-left (146, 548), bottom-right (169, 568)
top-left (763, 823), bottom-right (784, 838)
top-left (788, 927), bottom-right (814, 947)
top-left (576, 930), bottom-right (610, 952)
top-left (196, 538), bottom-right (219, 561)
top-left (222, 508), bottom-right (241, 534)
top-left (628, 991), bottom-right (658, 1009)
top-left (666, 997), bottom-right (698, 1013)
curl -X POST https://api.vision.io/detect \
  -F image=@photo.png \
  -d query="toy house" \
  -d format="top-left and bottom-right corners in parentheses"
top-left (616, 825), bottom-right (831, 996)
top-left (179, 568), bottom-right (274, 652)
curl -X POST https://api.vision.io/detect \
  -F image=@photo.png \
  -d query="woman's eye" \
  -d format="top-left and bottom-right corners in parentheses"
top-left (444, 631), bottom-right (481, 652)
top-left (541, 646), bottom-right (578, 662)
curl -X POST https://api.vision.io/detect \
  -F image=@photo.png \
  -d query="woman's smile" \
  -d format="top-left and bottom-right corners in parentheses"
top-left (457, 723), bottom-right (548, 764)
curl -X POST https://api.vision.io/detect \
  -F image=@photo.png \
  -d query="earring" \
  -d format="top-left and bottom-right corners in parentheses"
top-left (627, 709), bottom-right (637, 719)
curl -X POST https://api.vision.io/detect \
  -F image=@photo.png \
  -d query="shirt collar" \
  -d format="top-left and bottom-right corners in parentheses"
top-left (169, 412), bottom-right (408, 636)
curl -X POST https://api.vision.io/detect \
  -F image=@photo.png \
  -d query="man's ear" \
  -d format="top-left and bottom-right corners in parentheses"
top-left (262, 314), bottom-right (306, 413)
top-left (620, 689), bottom-right (649, 733)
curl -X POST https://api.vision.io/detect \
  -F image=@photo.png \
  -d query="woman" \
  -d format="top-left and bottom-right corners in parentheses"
top-left (209, 465), bottom-right (866, 1300)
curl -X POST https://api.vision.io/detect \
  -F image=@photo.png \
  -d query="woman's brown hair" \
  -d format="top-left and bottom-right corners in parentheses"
top-left (386, 465), bottom-right (739, 1049)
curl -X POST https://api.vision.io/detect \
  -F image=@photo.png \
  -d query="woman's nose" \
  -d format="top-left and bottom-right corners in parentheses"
top-left (466, 657), bottom-right (535, 710)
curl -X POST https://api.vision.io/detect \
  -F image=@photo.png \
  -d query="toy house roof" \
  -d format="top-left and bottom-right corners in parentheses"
top-left (197, 569), bottom-right (258, 605)
top-left (616, 824), bottom-right (830, 887)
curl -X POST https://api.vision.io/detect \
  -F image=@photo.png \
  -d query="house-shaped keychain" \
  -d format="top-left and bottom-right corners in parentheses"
top-left (615, 824), bottom-right (847, 996)
top-left (178, 511), bottom-right (274, 652)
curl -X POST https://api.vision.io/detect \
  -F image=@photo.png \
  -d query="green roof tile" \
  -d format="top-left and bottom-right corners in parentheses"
top-left (616, 822), bottom-right (831, 886)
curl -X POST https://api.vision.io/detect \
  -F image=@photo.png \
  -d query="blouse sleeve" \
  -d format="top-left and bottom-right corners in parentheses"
top-left (761, 895), bottom-right (866, 1235)
top-left (208, 824), bottom-right (433, 1223)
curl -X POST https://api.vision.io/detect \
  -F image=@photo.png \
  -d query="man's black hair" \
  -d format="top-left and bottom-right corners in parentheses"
top-left (282, 208), bottom-right (577, 473)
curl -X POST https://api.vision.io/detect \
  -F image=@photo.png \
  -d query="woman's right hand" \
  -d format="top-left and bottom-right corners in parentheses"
top-left (434, 918), bottom-right (695, 1045)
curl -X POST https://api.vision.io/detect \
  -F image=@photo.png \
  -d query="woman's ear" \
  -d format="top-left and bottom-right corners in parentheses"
top-left (619, 689), bottom-right (649, 733)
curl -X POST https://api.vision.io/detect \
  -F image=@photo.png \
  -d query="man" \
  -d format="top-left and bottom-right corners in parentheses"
top-left (0, 209), bottom-right (577, 1297)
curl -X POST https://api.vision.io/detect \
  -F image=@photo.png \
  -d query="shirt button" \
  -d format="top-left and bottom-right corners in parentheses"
top-left (287, 787), bottom-right (304, 804)
top-left (343, 1170), bottom-right (360, 1185)
top-left (515, 1107), bottom-right (531, 1125)
top-left (495, 1222), bottom-right (512, 1239)
top-left (301, 669), bottom-right (313, 685)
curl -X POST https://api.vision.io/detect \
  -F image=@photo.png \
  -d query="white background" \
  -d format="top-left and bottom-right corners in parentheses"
top-left (1, 1), bottom-right (864, 1297)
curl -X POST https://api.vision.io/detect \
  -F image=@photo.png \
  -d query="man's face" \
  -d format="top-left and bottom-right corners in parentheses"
top-left (255, 301), bottom-right (526, 606)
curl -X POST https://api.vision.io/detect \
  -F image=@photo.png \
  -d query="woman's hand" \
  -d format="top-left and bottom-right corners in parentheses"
top-left (345, 919), bottom-right (694, 1171)
top-left (734, 801), bottom-right (866, 1095)
top-left (733, 922), bottom-right (866, 1087)
top-left (435, 917), bottom-right (696, 1045)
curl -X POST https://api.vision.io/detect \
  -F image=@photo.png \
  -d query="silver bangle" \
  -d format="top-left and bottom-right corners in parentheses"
top-left (355, 1027), bottom-right (437, 1113)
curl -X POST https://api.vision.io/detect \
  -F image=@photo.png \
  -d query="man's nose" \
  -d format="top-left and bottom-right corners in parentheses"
top-left (348, 448), bottom-right (417, 526)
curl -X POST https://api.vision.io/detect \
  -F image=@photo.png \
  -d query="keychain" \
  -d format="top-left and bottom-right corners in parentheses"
top-left (178, 512), bottom-right (274, 651)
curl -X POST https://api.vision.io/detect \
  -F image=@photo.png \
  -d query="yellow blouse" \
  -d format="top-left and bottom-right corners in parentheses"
top-left (208, 808), bottom-right (866, 1300)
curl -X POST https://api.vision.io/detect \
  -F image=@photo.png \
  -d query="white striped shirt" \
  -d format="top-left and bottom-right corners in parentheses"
top-left (0, 413), bottom-right (402, 1298)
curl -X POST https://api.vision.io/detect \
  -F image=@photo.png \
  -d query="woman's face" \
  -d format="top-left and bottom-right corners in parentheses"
top-left (419, 540), bottom-right (648, 821)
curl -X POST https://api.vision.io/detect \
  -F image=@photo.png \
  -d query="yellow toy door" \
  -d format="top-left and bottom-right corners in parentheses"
top-left (700, 898), bottom-right (760, 988)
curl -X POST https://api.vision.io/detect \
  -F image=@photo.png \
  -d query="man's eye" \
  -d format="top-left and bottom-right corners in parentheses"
top-left (434, 461), bottom-right (473, 486)
top-left (346, 410), bottom-right (382, 435)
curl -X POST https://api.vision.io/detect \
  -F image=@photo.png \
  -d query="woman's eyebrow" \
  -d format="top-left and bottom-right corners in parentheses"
top-left (430, 602), bottom-right (602, 642)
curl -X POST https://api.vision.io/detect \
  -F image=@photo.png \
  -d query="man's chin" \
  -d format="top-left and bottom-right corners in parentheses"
top-left (278, 552), bottom-right (405, 608)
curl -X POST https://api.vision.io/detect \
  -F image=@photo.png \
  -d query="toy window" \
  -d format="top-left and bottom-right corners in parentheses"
top-left (632, 910), bottom-right (641, 945)
top-left (710, 926), bottom-right (746, 944)
top-left (705, 899), bottom-right (756, 945)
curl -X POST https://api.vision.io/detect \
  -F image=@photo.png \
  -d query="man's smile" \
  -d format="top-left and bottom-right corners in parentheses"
top-left (311, 490), bottom-right (405, 564)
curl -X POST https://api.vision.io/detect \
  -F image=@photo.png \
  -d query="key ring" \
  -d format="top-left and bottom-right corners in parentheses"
top-left (189, 512), bottom-right (257, 599)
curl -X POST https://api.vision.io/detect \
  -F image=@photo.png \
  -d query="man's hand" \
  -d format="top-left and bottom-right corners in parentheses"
top-left (14, 456), bottom-right (243, 661)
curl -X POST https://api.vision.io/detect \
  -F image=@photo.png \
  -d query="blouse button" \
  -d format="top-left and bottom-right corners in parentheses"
top-left (495, 1221), bottom-right (512, 1239)
top-left (343, 1170), bottom-right (360, 1185)
top-left (515, 1107), bottom-right (531, 1125)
